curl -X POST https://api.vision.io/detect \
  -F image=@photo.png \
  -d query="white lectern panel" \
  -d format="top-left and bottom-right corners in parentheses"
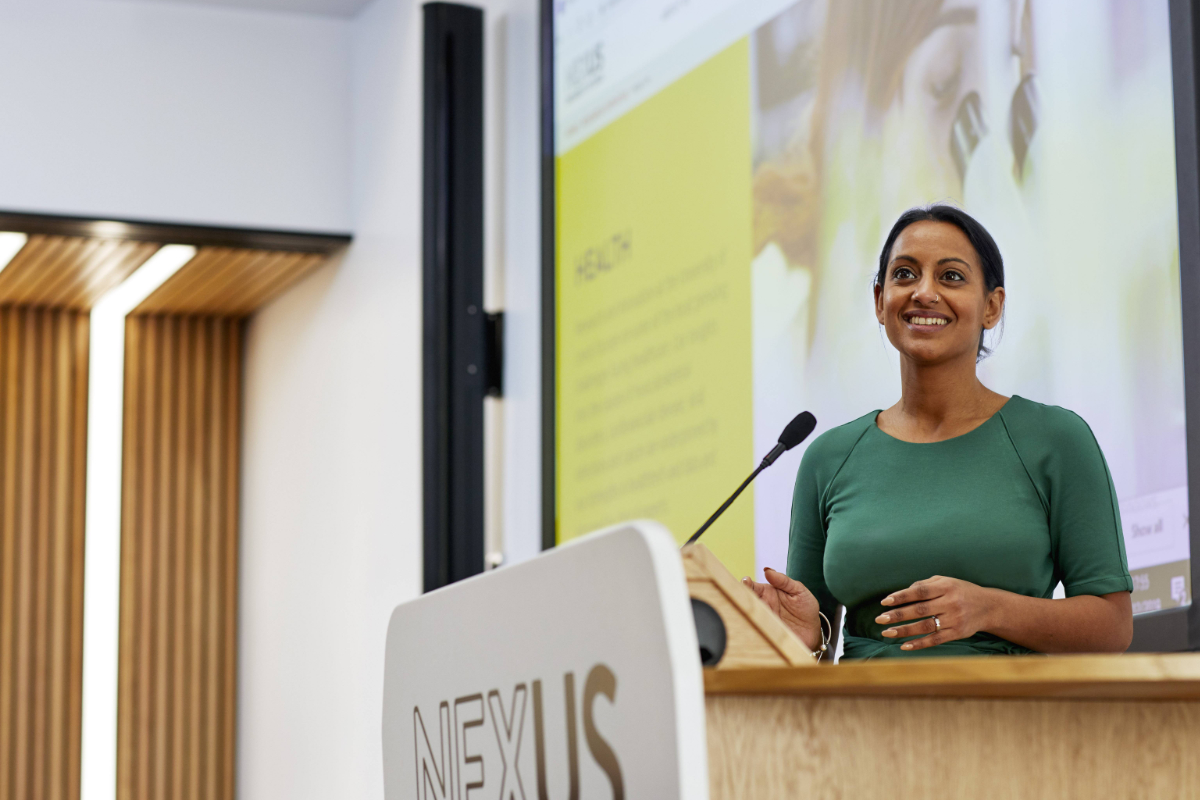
top-left (382, 521), bottom-right (707, 799)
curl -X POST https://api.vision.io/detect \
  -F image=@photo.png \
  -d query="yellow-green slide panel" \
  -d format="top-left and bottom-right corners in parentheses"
top-left (556, 38), bottom-right (755, 578)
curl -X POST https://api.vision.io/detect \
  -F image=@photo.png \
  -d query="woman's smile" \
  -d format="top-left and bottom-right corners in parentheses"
top-left (903, 310), bottom-right (951, 331)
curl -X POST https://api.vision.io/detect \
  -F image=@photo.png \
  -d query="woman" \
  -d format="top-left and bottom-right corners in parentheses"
top-left (745, 205), bottom-right (1134, 658)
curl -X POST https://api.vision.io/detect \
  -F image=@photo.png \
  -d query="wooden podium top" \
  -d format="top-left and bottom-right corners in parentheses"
top-left (704, 652), bottom-right (1200, 700)
top-left (681, 542), bottom-right (1200, 703)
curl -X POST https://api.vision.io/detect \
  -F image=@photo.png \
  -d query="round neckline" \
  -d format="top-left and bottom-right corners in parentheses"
top-left (871, 396), bottom-right (1016, 445)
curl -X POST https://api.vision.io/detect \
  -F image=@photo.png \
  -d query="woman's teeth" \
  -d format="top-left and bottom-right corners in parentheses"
top-left (909, 316), bottom-right (947, 326)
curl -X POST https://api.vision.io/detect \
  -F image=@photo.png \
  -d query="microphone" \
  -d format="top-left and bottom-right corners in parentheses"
top-left (683, 411), bottom-right (817, 547)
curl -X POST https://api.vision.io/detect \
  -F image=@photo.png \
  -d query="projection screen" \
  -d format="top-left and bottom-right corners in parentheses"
top-left (543, 0), bottom-right (1197, 635)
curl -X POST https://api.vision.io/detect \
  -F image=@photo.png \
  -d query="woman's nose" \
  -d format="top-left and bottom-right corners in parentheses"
top-left (912, 278), bottom-right (939, 305)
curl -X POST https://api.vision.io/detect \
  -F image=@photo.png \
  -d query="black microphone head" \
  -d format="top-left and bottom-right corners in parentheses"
top-left (778, 411), bottom-right (817, 450)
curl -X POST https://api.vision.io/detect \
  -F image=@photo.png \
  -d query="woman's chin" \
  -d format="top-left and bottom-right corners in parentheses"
top-left (896, 342), bottom-right (971, 366)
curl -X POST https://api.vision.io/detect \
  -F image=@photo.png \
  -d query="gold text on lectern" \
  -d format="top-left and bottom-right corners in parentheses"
top-left (413, 664), bottom-right (625, 800)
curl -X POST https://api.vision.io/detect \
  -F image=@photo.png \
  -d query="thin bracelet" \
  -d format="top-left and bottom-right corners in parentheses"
top-left (812, 611), bottom-right (831, 662)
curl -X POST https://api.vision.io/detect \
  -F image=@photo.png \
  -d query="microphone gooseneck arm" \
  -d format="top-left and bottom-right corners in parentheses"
top-left (684, 461), bottom-right (767, 547)
top-left (760, 441), bottom-right (787, 468)
top-left (683, 410), bottom-right (817, 548)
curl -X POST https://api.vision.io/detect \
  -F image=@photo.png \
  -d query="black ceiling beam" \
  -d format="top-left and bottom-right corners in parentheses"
top-left (0, 209), bottom-right (352, 254)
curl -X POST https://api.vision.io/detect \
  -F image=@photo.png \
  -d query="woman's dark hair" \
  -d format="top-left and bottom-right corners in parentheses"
top-left (875, 204), bottom-right (1005, 359)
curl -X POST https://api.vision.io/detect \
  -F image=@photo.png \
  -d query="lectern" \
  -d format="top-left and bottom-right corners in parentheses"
top-left (681, 540), bottom-right (814, 669)
top-left (383, 522), bottom-right (1200, 799)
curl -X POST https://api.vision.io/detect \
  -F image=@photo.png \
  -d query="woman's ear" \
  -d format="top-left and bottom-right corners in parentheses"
top-left (874, 281), bottom-right (885, 324)
top-left (983, 286), bottom-right (1006, 330)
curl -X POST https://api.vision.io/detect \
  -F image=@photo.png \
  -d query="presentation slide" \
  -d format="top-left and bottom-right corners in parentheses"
top-left (553, 0), bottom-right (1191, 613)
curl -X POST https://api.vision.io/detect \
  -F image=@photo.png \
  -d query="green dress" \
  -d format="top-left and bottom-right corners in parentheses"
top-left (786, 395), bottom-right (1133, 659)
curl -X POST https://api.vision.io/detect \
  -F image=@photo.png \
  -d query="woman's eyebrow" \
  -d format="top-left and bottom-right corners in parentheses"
top-left (933, 8), bottom-right (978, 30)
top-left (938, 257), bottom-right (972, 268)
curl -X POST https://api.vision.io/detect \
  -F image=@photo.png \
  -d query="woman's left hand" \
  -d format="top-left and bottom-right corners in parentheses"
top-left (874, 576), bottom-right (996, 651)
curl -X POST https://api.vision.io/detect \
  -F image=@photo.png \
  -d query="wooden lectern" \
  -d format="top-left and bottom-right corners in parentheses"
top-left (383, 523), bottom-right (1200, 800)
top-left (685, 543), bottom-right (1200, 799)
top-left (681, 542), bottom-right (815, 669)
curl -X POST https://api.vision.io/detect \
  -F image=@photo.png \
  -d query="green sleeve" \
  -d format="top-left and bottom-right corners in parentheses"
top-left (1003, 403), bottom-right (1133, 597)
top-left (785, 442), bottom-right (840, 622)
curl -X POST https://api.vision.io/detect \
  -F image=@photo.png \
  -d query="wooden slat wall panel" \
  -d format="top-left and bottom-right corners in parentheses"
top-left (0, 227), bottom-right (328, 800)
top-left (134, 248), bottom-right (328, 316)
top-left (0, 236), bottom-right (159, 309)
top-left (117, 315), bottom-right (241, 800)
top-left (0, 306), bottom-right (88, 800)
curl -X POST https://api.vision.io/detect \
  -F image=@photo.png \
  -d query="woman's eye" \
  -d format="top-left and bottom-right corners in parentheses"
top-left (930, 66), bottom-right (962, 107)
top-left (942, 270), bottom-right (965, 282)
top-left (892, 267), bottom-right (916, 280)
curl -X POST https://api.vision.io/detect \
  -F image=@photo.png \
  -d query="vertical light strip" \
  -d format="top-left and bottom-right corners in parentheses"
top-left (484, 396), bottom-right (505, 567)
top-left (0, 231), bottom-right (28, 275)
top-left (81, 244), bottom-right (196, 800)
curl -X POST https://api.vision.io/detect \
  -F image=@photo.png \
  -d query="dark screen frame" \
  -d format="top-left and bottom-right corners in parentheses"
top-left (541, 0), bottom-right (1200, 650)
top-left (1144, 0), bottom-right (1200, 651)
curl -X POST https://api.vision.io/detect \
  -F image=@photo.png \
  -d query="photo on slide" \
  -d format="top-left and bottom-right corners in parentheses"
top-left (748, 0), bottom-right (1188, 613)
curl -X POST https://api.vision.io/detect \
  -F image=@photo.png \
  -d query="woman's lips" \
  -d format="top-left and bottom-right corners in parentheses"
top-left (903, 312), bottom-right (950, 331)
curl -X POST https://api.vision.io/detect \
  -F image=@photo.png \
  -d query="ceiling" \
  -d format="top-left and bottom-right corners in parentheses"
top-left (0, 235), bottom-right (334, 316)
top-left (117, 0), bottom-right (374, 18)
top-left (0, 235), bottom-right (159, 310)
top-left (135, 246), bottom-right (328, 316)
top-left (0, 212), bottom-right (348, 314)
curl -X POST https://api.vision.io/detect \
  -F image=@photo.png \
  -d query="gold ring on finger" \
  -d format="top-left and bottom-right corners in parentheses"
top-left (932, 615), bottom-right (940, 631)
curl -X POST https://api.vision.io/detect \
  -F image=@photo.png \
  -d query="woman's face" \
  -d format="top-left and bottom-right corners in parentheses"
top-left (874, 220), bottom-right (1004, 366)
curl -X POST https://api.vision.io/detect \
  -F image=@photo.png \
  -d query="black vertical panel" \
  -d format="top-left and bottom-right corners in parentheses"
top-left (1160, 0), bottom-right (1200, 651)
top-left (423, 2), bottom-right (486, 592)
top-left (539, 0), bottom-right (556, 551)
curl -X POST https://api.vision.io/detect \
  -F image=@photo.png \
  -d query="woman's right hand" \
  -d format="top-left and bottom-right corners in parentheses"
top-left (742, 567), bottom-right (822, 651)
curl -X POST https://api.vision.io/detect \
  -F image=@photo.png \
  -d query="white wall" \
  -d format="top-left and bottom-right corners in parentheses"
top-left (0, 0), bottom-right (543, 795)
top-left (237, 0), bottom-right (542, 797)
top-left (0, 0), bottom-right (352, 231)
top-left (237, 1), bottom-right (419, 797)
top-left (492, 0), bottom-right (544, 567)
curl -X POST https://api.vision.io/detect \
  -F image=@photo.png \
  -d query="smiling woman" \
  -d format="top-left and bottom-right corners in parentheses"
top-left (875, 204), bottom-right (1005, 361)
top-left (743, 204), bottom-right (1135, 660)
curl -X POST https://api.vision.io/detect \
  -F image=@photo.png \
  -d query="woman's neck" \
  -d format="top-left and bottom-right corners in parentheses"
top-left (884, 353), bottom-right (1006, 441)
